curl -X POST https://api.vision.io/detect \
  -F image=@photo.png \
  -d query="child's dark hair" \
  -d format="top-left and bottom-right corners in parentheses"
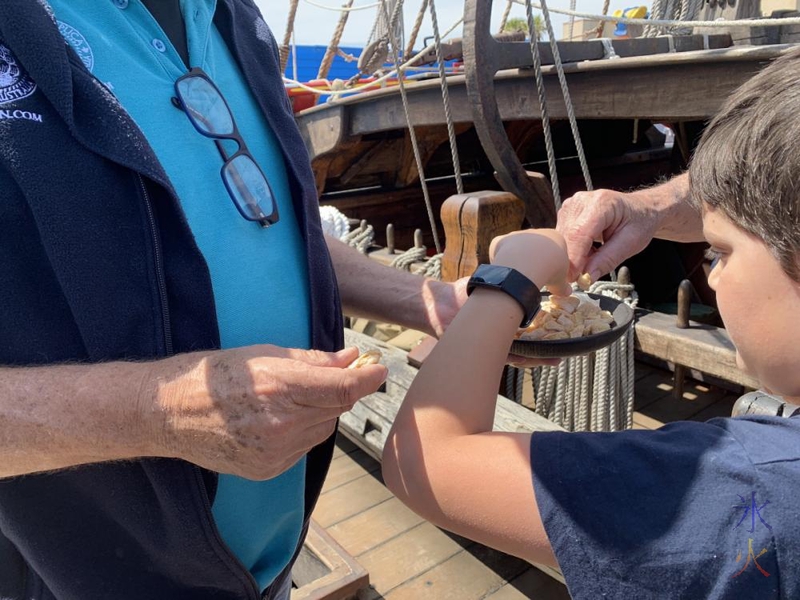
top-left (689, 47), bottom-right (800, 281)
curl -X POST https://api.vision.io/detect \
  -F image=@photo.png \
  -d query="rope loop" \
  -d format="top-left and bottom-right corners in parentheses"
top-left (343, 220), bottom-right (375, 253)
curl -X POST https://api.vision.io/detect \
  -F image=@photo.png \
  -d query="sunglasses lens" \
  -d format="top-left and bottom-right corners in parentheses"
top-left (223, 155), bottom-right (277, 223)
top-left (176, 76), bottom-right (234, 136)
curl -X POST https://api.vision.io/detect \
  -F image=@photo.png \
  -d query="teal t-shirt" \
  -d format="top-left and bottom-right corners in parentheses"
top-left (49, 0), bottom-right (312, 591)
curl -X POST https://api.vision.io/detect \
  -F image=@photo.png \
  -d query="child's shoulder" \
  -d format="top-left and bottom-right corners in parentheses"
top-left (706, 414), bottom-right (800, 467)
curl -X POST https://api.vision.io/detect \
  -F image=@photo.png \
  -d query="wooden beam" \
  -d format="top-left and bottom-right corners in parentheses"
top-left (295, 45), bottom-right (793, 150)
top-left (440, 191), bottom-right (526, 281)
top-left (634, 310), bottom-right (758, 389)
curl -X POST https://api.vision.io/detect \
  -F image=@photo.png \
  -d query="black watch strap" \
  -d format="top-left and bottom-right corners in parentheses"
top-left (466, 264), bottom-right (542, 328)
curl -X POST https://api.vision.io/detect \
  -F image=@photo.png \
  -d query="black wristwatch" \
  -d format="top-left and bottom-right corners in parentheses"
top-left (466, 264), bottom-right (542, 327)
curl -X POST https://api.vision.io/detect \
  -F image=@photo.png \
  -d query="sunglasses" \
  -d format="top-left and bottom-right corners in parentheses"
top-left (173, 67), bottom-right (279, 227)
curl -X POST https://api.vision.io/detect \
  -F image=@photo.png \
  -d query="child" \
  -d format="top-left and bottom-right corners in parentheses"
top-left (383, 49), bottom-right (800, 599)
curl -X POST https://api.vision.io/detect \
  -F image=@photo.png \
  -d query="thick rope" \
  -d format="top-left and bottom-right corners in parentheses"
top-left (280, 0), bottom-right (301, 74)
top-left (390, 245), bottom-right (427, 270)
top-left (343, 220), bottom-right (375, 253)
top-left (381, 0), bottom-right (443, 254)
top-left (577, 355), bottom-right (591, 430)
top-left (318, 0), bottom-right (356, 80)
top-left (516, 367), bottom-right (525, 404)
top-left (319, 205), bottom-right (351, 239)
top-left (359, 0), bottom-right (404, 76)
top-left (404, 0), bottom-right (429, 60)
top-left (498, 0), bottom-right (514, 33)
top-left (428, 0), bottom-right (464, 195)
top-left (594, 0), bottom-right (611, 38)
top-left (564, 360), bottom-right (575, 429)
top-left (675, 0), bottom-right (703, 35)
top-left (535, 0), bottom-right (594, 196)
top-left (524, 0), bottom-right (561, 205)
top-left (303, 0), bottom-right (379, 11)
top-left (568, 0), bottom-right (577, 40)
top-left (413, 252), bottom-right (443, 279)
top-left (644, 0), bottom-right (666, 36)
top-left (283, 17), bottom-right (464, 96)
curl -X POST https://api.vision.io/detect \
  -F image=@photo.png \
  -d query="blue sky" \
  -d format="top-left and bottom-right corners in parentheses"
top-left (255, 0), bottom-right (630, 46)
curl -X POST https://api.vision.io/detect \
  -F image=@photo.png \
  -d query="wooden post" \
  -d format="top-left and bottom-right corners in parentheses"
top-left (440, 191), bottom-right (526, 282)
top-left (673, 279), bottom-right (694, 400)
top-left (617, 265), bottom-right (631, 299)
top-left (386, 223), bottom-right (395, 254)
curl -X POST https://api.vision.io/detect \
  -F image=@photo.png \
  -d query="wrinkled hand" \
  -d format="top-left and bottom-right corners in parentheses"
top-left (146, 346), bottom-right (387, 480)
top-left (556, 189), bottom-right (660, 282)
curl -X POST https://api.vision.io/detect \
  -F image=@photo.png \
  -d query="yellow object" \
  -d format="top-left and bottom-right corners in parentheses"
top-left (613, 5), bottom-right (648, 19)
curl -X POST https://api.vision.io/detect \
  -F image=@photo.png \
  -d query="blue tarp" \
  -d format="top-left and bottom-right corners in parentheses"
top-left (283, 45), bottom-right (363, 81)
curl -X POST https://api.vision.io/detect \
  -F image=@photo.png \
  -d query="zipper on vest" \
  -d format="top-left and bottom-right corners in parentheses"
top-left (192, 467), bottom-right (262, 599)
top-left (136, 174), bottom-right (174, 357)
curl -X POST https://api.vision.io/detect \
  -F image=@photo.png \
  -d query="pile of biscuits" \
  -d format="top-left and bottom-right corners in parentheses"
top-left (517, 294), bottom-right (614, 341)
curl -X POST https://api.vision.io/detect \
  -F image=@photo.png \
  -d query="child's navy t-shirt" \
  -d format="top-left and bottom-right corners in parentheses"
top-left (530, 414), bottom-right (800, 599)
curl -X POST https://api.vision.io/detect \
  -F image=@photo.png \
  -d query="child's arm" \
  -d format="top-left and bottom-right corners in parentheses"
top-left (383, 229), bottom-right (569, 567)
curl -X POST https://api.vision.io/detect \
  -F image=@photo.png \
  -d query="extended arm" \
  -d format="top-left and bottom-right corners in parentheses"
top-left (0, 345), bottom-right (385, 480)
top-left (382, 231), bottom-right (568, 567)
top-left (325, 235), bottom-right (465, 338)
top-left (0, 361), bottom-right (154, 477)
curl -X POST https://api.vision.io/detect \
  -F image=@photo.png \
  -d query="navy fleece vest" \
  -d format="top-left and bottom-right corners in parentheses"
top-left (0, 1), bottom-right (342, 598)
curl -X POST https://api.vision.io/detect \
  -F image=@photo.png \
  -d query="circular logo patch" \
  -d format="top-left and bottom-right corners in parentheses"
top-left (58, 21), bottom-right (94, 72)
top-left (0, 43), bottom-right (37, 106)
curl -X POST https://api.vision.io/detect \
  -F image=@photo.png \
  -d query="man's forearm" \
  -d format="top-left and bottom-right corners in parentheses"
top-left (646, 173), bottom-right (704, 242)
top-left (0, 361), bottom-right (154, 478)
top-left (326, 235), bottom-right (451, 336)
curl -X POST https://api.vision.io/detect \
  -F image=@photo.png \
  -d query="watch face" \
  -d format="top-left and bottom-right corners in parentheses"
top-left (473, 265), bottom-right (511, 286)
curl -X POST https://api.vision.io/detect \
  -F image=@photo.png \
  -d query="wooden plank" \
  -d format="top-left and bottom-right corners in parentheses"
top-left (688, 394), bottom-right (738, 422)
top-left (632, 411), bottom-right (666, 431)
top-left (326, 497), bottom-right (426, 557)
top-left (321, 450), bottom-right (381, 494)
top-left (633, 310), bottom-right (759, 388)
top-left (295, 45), bottom-right (794, 145)
top-left (292, 521), bottom-right (370, 600)
top-left (313, 471), bottom-right (392, 528)
top-left (639, 382), bottom-right (726, 423)
top-left (384, 549), bottom-right (519, 600)
top-left (483, 568), bottom-right (572, 600)
top-left (357, 522), bottom-right (465, 593)
top-left (332, 435), bottom-right (361, 459)
top-left (632, 368), bottom-right (674, 411)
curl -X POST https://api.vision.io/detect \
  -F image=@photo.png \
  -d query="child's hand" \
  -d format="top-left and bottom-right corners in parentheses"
top-left (489, 229), bottom-right (572, 296)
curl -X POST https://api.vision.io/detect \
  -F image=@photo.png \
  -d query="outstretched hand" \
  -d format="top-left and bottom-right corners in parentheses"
top-left (145, 345), bottom-right (387, 480)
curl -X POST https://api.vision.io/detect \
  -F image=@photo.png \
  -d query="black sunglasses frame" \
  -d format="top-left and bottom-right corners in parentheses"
top-left (174, 67), bottom-right (279, 228)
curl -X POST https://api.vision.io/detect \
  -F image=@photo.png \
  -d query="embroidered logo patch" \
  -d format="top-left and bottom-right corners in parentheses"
top-left (0, 43), bottom-right (37, 106)
top-left (58, 21), bottom-right (94, 72)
